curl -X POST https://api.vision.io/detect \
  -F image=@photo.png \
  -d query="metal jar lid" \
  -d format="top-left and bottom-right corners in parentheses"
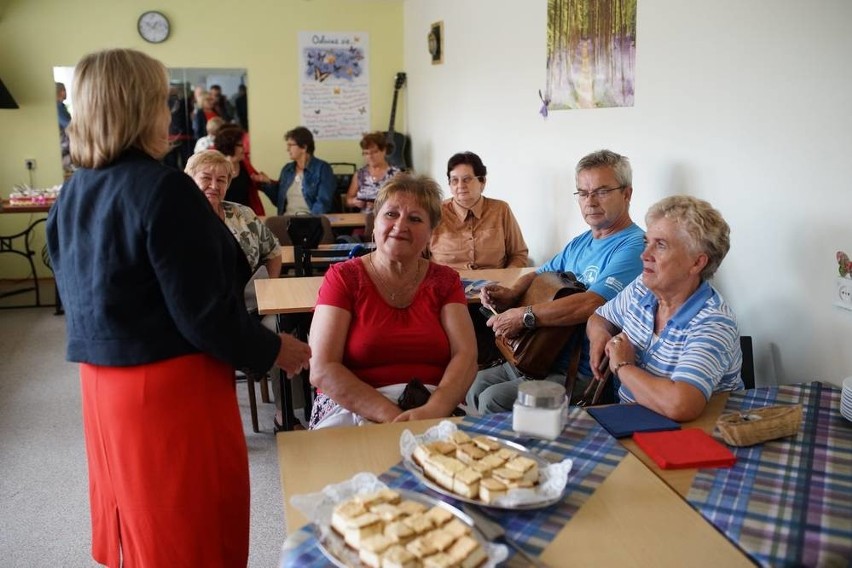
top-left (516, 381), bottom-right (566, 409)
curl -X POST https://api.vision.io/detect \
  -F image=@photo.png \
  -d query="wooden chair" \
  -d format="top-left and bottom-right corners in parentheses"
top-left (329, 162), bottom-right (357, 212)
top-left (237, 370), bottom-right (271, 433)
top-left (265, 214), bottom-right (335, 276)
top-left (264, 214), bottom-right (335, 247)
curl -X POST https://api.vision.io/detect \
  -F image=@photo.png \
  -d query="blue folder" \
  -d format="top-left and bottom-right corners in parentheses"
top-left (586, 404), bottom-right (681, 438)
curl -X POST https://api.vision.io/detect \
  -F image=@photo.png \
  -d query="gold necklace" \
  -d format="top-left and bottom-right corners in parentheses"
top-left (367, 253), bottom-right (423, 307)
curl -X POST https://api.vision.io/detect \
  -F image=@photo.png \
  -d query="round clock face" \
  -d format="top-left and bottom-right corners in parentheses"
top-left (138, 11), bottom-right (170, 44)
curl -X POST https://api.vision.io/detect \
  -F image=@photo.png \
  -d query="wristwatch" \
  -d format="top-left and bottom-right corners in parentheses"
top-left (522, 305), bottom-right (536, 329)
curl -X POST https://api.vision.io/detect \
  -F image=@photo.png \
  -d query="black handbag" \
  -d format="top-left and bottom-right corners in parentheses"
top-left (397, 379), bottom-right (432, 411)
top-left (397, 379), bottom-right (465, 416)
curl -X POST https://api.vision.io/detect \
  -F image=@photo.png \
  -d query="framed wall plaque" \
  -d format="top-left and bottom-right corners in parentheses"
top-left (428, 21), bottom-right (444, 65)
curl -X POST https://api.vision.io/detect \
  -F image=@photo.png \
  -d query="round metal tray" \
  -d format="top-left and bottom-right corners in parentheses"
top-left (402, 435), bottom-right (564, 511)
top-left (313, 488), bottom-right (497, 568)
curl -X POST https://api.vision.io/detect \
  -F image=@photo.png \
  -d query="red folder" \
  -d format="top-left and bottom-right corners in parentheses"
top-left (632, 428), bottom-right (736, 469)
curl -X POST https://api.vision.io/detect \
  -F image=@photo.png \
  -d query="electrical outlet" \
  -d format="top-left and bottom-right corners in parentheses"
top-left (835, 277), bottom-right (852, 311)
top-left (25, 159), bottom-right (36, 171)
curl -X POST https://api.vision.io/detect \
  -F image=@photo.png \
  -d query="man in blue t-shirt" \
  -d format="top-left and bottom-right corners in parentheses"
top-left (466, 149), bottom-right (645, 414)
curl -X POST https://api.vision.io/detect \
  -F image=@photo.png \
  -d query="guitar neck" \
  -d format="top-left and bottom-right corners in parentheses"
top-left (387, 87), bottom-right (401, 135)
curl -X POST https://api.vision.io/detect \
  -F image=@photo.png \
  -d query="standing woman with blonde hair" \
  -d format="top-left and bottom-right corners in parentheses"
top-left (46, 49), bottom-right (310, 567)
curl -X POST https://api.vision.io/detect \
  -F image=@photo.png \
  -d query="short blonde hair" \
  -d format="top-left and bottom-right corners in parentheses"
top-left (184, 150), bottom-right (234, 184)
top-left (68, 49), bottom-right (170, 168)
top-left (646, 195), bottom-right (731, 281)
top-left (374, 173), bottom-right (443, 229)
top-left (206, 116), bottom-right (225, 136)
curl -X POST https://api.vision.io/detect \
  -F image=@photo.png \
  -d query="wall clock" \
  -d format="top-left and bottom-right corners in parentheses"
top-left (138, 11), bottom-right (170, 44)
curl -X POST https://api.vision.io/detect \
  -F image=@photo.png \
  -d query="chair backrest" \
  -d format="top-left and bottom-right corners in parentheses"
top-left (363, 211), bottom-right (375, 241)
top-left (287, 216), bottom-right (325, 249)
top-left (329, 162), bottom-right (357, 213)
top-left (264, 214), bottom-right (335, 247)
top-left (740, 335), bottom-right (755, 389)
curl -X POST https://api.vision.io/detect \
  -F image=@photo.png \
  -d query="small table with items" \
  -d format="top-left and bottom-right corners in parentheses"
top-left (0, 199), bottom-right (60, 312)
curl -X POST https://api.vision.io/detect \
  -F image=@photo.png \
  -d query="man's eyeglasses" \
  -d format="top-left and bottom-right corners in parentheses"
top-left (449, 176), bottom-right (482, 187)
top-left (573, 186), bottom-right (625, 200)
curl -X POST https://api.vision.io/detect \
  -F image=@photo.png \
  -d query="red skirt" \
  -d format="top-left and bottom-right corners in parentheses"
top-left (81, 353), bottom-right (249, 567)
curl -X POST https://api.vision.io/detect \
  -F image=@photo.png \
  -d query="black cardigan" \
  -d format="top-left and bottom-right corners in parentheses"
top-left (46, 149), bottom-right (279, 372)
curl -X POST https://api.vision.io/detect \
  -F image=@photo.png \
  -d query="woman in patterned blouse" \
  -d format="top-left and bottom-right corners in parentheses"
top-left (185, 150), bottom-right (281, 278)
top-left (345, 131), bottom-right (402, 212)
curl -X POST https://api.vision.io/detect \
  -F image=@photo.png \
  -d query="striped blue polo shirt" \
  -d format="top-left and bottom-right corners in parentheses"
top-left (596, 277), bottom-right (744, 402)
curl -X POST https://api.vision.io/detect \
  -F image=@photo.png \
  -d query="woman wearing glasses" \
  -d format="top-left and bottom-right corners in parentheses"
top-left (257, 126), bottom-right (337, 215)
top-left (429, 151), bottom-right (528, 270)
top-left (429, 151), bottom-right (529, 366)
top-left (345, 131), bottom-right (402, 212)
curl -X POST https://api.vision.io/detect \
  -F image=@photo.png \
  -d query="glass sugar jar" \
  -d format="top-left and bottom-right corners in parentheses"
top-left (512, 381), bottom-right (567, 440)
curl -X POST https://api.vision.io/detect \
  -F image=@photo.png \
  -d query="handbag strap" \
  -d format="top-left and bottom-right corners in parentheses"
top-left (566, 356), bottom-right (612, 407)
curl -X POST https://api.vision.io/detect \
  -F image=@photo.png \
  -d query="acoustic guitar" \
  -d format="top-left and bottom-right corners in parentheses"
top-left (385, 72), bottom-right (411, 170)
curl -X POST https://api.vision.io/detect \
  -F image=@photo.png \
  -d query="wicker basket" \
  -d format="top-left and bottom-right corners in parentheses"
top-left (716, 404), bottom-right (802, 447)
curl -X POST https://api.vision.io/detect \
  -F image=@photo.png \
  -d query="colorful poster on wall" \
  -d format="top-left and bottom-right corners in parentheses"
top-left (299, 31), bottom-right (369, 139)
top-left (545, 0), bottom-right (636, 110)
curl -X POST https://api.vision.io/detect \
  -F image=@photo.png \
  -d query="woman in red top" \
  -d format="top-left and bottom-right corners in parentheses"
top-left (308, 174), bottom-right (477, 428)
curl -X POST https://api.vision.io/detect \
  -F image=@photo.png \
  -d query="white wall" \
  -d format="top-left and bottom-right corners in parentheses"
top-left (403, 0), bottom-right (852, 387)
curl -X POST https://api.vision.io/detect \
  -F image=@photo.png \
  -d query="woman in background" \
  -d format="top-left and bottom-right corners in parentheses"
top-left (213, 124), bottom-right (265, 216)
top-left (257, 126), bottom-right (337, 215)
top-left (185, 150), bottom-right (281, 278)
top-left (308, 174), bottom-right (477, 428)
top-left (46, 48), bottom-right (310, 567)
top-left (588, 195), bottom-right (743, 421)
top-left (430, 151), bottom-right (528, 270)
top-left (430, 151), bottom-right (528, 367)
top-left (193, 115), bottom-right (225, 154)
top-left (345, 131), bottom-right (401, 211)
top-left (192, 90), bottom-right (219, 140)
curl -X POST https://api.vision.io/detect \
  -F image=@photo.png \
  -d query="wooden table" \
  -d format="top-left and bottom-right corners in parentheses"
top-left (256, 266), bottom-right (535, 315)
top-left (619, 392), bottom-right (730, 497)
top-left (259, 212), bottom-right (367, 230)
top-left (280, 242), bottom-right (376, 267)
top-left (277, 399), bottom-right (751, 566)
top-left (324, 212), bottom-right (366, 229)
top-left (0, 200), bottom-right (58, 310)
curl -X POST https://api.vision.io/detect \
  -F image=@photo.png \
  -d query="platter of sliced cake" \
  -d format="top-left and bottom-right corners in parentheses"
top-left (290, 472), bottom-right (508, 567)
top-left (400, 421), bottom-right (573, 510)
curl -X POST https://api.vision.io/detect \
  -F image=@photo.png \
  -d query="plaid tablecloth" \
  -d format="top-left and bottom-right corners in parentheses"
top-left (687, 382), bottom-right (852, 567)
top-left (281, 408), bottom-right (626, 566)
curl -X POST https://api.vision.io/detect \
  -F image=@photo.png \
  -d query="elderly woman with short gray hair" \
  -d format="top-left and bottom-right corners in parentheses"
top-left (587, 195), bottom-right (743, 421)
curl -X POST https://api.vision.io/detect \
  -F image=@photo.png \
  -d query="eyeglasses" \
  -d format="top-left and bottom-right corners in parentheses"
top-left (449, 175), bottom-right (482, 187)
top-left (573, 186), bottom-right (625, 200)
